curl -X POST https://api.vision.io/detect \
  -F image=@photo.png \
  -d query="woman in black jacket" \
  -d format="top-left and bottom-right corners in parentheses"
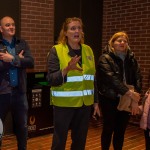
top-left (96, 31), bottom-right (142, 150)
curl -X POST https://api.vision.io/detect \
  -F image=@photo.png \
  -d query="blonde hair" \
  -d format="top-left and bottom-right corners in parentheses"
top-left (57, 17), bottom-right (84, 44)
top-left (108, 31), bottom-right (130, 52)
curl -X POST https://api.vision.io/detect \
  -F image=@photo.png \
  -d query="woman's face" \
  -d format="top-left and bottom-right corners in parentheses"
top-left (65, 21), bottom-right (82, 45)
top-left (113, 36), bottom-right (128, 53)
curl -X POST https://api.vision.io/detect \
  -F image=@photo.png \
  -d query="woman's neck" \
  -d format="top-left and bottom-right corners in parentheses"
top-left (68, 42), bottom-right (80, 50)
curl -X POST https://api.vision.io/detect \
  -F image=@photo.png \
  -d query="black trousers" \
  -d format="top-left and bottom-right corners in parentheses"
top-left (99, 96), bottom-right (130, 150)
top-left (0, 91), bottom-right (28, 150)
top-left (51, 105), bottom-right (91, 150)
top-left (144, 128), bottom-right (150, 150)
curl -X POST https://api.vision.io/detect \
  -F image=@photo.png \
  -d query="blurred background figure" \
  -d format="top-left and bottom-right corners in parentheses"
top-left (140, 88), bottom-right (150, 150)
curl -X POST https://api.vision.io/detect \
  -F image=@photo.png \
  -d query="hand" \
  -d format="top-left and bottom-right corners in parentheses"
top-left (126, 90), bottom-right (141, 102)
top-left (67, 55), bottom-right (83, 71)
top-left (92, 103), bottom-right (100, 120)
top-left (62, 55), bottom-right (83, 76)
top-left (131, 100), bottom-right (139, 115)
top-left (0, 51), bottom-right (14, 62)
top-left (130, 91), bottom-right (141, 102)
top-left (19, 50), bottom-right (24, 58)
top-left (131, 107), bottom-right (139, 115)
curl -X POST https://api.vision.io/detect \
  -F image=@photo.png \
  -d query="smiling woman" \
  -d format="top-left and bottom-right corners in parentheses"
top-left (96, 31), bottom-right (142, 150)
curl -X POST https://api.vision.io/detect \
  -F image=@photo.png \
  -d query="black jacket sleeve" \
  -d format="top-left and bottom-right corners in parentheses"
top-left (47, 47), bottom-right (67, 86)
top-left (97, 54), bottom-right (129, 97)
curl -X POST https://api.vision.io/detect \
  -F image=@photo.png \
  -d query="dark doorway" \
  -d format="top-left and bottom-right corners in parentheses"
top-left (54, 0), bottom-right (103, 64)
top-left (0, 0), bottom-right (21, 37)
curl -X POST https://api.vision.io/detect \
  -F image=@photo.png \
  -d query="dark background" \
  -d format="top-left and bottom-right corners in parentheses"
top-left (54, 0), bottom-right (103, 64)
top-left (0, 0), bottom-right (20, 37)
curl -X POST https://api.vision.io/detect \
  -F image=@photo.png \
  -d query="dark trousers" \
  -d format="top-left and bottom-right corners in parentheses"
top-left (51, 105), bottom-right (91, 150)
top-left (99, 97), bottom-right (130, 150)
top-left (144, 129), bottom-right (150, 150)
top-left (0, 90), bottom-right (28, 150)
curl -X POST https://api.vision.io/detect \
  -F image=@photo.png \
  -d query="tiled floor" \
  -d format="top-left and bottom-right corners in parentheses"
top-left (1, 118), bottom-right (145, 150)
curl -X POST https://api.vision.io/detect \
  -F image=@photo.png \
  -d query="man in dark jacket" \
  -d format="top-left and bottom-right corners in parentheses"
top-left (97, 31), bottom-right (142, 150)
top-left (0, 16), bottom-right (34, 150)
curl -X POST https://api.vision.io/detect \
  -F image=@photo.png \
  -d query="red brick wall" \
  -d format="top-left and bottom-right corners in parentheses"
top-left (102, 0), bottom-right (150, 92)
top-left (21, 0), bottom-right (54, 72)
top-left (20, 0), bottom-right (150, 92)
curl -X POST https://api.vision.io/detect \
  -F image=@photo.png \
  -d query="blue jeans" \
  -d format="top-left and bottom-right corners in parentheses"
top-left (0, 90), bottom-right (28, 150)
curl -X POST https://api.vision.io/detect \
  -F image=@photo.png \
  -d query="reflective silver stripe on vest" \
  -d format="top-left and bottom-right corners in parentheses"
top-left (52, 89), bottom-right (94, 97)
top-left (67, 76), bottom-right (83, 82)
top-left (67, 75), bottom-right (94, 82)
top-left (83, 75), bottom-right (94, 81)
top-left (83, 89), bottom-right (94, 95)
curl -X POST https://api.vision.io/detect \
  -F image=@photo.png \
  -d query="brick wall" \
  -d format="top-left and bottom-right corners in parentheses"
top-left (20, 0), bottom-right (150, 92)
top-left (21, 0), bottom-right (54, 72)
top-left (102, 0), bottom-right (150, 92)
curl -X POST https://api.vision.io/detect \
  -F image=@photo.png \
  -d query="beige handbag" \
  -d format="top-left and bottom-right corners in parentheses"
top-left (117, 85), bottom-right (134, 112)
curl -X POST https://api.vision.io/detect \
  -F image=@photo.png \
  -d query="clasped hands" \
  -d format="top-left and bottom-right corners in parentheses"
top-left (126, 90), bottom-right (141, 115)
top-left (0, 50), bottom-right (24, 62)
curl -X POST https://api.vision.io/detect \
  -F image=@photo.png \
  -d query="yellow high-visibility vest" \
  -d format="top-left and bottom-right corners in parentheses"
top-left (51, 44), bottom-right (96, 107)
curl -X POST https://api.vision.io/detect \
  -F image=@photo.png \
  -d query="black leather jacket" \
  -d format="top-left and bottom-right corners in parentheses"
top-left (0, 36), bottom-right (34, 94)
top-left (96, 45), bottom-right (142, 100)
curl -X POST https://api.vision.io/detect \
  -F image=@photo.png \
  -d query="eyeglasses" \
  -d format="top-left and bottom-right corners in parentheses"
top-left (115, 39), bottom-right (128, 43)
top-left (68, 26), bottom-right (82, 31)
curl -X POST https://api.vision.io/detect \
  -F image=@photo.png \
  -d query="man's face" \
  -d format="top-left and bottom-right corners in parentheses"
top-left (0, 17), bottom-right (16, 39)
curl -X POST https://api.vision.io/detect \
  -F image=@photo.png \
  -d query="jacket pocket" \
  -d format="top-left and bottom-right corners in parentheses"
top-left (98, 87), bottom-right (118, 100)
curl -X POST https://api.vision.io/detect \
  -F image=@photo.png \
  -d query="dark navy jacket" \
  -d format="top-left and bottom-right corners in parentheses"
top-left (0, 36), bottom-right (34, 94)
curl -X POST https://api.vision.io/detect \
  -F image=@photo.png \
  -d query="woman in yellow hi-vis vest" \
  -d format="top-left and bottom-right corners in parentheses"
top-left (47, 17), bottom-right (100, 150)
